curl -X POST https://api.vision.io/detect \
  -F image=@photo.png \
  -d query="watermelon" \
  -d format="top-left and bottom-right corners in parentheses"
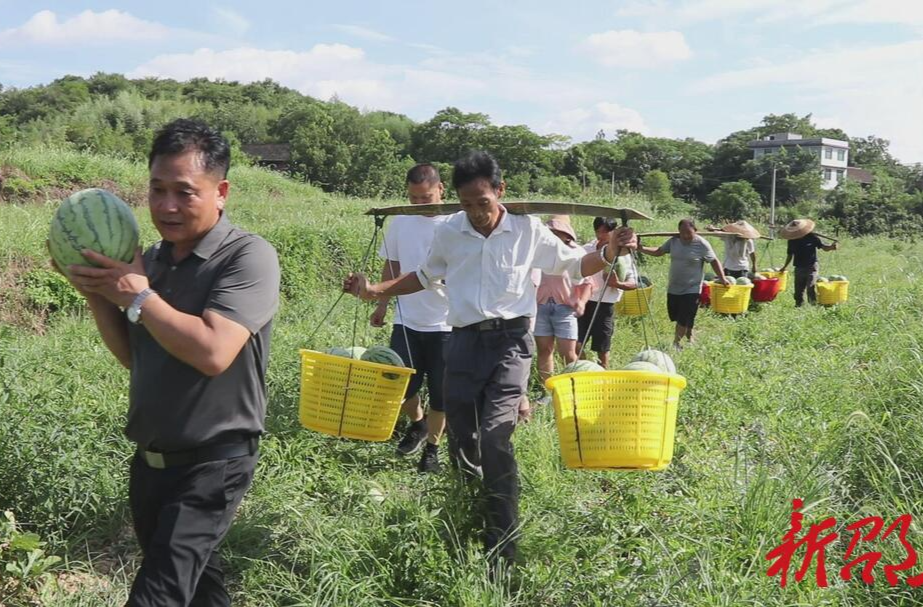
top-left (622, 361), bottom-right (663, 372)
top-left (724, 277), bottom-right (738, 285)
top-left (48, 188), bottom-right (139, 277)
top-left (704, 272), bottom-right (716, 282)
top-left (361, 345), bottom-right (405, 379)
top-left (736, 277), bottom-right (752, 286)
top-left (559, 360), bottom-right (605, 375)
top-left (817, 276), bottom-right (829, 283)
top-left (326, 346), bottom-right (366, 359)
top-left (638, 275), bottom-right (653, 287)
top-left (631, 349), bottom-right (676, 373)
top-left (829, 275), bottom-right (847, 282)
top-left (752, 273), bottom-right (766, 281)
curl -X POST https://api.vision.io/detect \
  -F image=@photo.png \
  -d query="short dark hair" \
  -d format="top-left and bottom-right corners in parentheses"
top-left (149, 118), bottom-right (230, 178)
top-left (593, 217), bottom-right (617, 231)
top-left (406, 163), bottom-right (441, 185)
top-left (678, 218), bottom-right (697, 231)
top-left (452, 151), bottom-right (502, 190)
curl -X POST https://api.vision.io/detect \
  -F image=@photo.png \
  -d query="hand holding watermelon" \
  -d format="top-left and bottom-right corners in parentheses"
top-left (68, 247), bottom-right (150, 308)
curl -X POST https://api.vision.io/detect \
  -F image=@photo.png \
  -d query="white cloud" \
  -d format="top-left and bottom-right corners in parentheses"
top-left (578, 30), bottom-right (691, 68)
top-left (542, 102), bottom-right (649, 140)
top-left (333, 24), bottom-right (395, 43)
top-left (615, 0), bottom-right (923, 27)
top-left (0, 9), bottom-right (171, 46)
top-left (212, 6), bottom-right (250, 35)
top-left (692, 40), bottom-right (923, 162)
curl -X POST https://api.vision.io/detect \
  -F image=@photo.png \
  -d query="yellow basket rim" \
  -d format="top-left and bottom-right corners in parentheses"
top-left (545, 369), bottom-right (687, 391)
top-left (707, 282), bottom-right (754, 290)
top-left (299, 348), bottom-right (416, 376)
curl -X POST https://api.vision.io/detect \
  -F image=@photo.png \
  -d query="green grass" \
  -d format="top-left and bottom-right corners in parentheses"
top-left (3, 147), bottom-right (923, 605)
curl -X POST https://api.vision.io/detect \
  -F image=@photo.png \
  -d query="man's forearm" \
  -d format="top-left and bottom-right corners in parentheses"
top-left (87, 296), bottom-right (132, 368)
top-left (370, 271), bottom-right (425, 298)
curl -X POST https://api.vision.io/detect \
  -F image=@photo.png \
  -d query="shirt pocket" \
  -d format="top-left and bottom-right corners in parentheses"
top-left (501, 266), bottom-right (527, 296)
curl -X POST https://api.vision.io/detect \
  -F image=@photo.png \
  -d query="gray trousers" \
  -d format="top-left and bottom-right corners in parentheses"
top-left (444, 325), bottom-right (534, 562)
top-left (794, 263), bottom-right (819, 306)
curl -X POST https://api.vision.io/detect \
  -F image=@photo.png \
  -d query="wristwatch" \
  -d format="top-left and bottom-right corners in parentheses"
top-left (126, 288), bottom-right (155, 325)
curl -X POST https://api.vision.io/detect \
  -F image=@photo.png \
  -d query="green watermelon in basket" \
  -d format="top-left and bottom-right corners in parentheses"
top-left (622, 361), bottom-right (663, 372)
top-left (630, 348), bottom-right (676, 373)
top-left (559, 360), bottom-right (605, 375)
top-left (361, 345), bottom-right (406, 379)
top-left (326, 346), bottom-right (367, 359)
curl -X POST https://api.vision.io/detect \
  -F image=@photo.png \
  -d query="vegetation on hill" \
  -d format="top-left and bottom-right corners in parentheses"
top-left (2, 74), bottom-right (922, 236)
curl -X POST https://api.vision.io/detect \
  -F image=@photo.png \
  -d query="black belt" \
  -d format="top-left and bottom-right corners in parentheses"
top-left (137, 437), bottom-right (259, 469)
top-left (459, 316), bottom-right (531, 332)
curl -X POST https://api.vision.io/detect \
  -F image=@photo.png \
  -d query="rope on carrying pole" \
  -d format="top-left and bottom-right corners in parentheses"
top-left (377, 215), bottom-right (415, 369)
top-left (306, 215), bottom-right (385, 347)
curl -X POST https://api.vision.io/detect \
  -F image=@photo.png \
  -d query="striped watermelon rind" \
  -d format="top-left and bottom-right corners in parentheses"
top-left (622, 361), bottom-right (664, 372)
top-left (48, 188), bottom-right (139, 276)
top-left (360, 345), bottom-right (405, 379)
top-left (631, 349), bottom-right (676, 374)
top-left (559, 360), bottom-right (605, 374)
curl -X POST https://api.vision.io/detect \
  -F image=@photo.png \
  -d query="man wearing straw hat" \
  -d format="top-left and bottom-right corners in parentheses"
top-left (343, 150), bottom-right (637, 571)
top-left (779, 218), bottom-right (838, 307)
top-left (707, 220), bottom-right (759, 279)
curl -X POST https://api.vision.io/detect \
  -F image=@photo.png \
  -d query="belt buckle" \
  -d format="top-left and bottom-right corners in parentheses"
top-left (480, 318), bottom-right (500, 331)
top-left (143, 450), bottom-right (166, 469)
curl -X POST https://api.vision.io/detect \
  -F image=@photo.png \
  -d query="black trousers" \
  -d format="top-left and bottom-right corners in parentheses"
top-left (794, 263), bottom-right (819, 306)
top-left (127, 451), bottom-right (258, 607)
top-left (444, 325), bottom-right (533, 563)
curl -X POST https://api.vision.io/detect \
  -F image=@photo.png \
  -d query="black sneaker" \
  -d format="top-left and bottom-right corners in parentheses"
top-left (418, 443), bottom-right (441, 473)
top-left (396, 422), bottom-right (427, 456)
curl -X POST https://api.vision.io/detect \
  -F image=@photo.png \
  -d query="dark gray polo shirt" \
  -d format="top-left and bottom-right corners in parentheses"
top-left (125, 213), bottom-right (280, 451)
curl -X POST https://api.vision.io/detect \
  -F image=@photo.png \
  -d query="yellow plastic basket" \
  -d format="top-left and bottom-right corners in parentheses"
top-left (816, 280), bottom-right (849, 305)
top-left (615, 285), bottom-right (654, 316)
top-left (709, 283), bottom-right (753, 314)
top-left (762, 270), bottom-right (788, 292)
top-left (299, 349), bottom-right (415, 441)
top-left (545, 370), bottom-right (687, 471)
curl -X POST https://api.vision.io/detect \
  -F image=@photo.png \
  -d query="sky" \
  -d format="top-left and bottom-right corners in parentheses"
top-left (1, 0), bottom-right (922, 163)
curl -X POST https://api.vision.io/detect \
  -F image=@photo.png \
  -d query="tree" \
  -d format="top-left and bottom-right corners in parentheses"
top-left (703, 181), bottom-right (762, 221)
top-left (642, 170), bottom-right (673, 208)
top-left (409, 107), bottom-right (490, 163)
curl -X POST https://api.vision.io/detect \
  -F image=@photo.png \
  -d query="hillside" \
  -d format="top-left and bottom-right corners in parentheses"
top-left (2, 149), bottom-right (923, 605)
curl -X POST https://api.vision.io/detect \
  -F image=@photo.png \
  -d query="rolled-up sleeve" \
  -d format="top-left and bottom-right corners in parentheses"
top-left (532, 223), bottom-right (585, 280)
top-left (417, 226), bottom-right (447, 290)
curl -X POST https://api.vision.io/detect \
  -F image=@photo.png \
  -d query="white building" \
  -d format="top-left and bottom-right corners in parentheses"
top-left (747, 132), bottom-right (849, 190)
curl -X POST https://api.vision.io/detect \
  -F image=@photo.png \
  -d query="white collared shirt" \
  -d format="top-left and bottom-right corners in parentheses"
top-left (378, 215), bottom-right (450, 332)
top-left (417, 208), bottom-right (585, 328)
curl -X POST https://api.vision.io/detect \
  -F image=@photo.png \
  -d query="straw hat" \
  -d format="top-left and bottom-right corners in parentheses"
top-left (546, 215), bottom-right (577, 244)
top-left (722, 220), bottom-right (760, 239)
top-left (779, 218), bottom-right (816, 240)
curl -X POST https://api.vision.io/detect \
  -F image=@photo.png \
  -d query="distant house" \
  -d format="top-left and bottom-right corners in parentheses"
top-left (242, 143), bottom-right (292, 173)
top-left (845, 166), bottom-right (874, 186)
top-left (747, 132), bottom-right (849, 190)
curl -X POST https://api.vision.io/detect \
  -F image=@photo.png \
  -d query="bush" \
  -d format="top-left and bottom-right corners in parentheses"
top-left (0, 510), bottom-right (61, 603)
top-left (22, 268), bottom-right (84, 314)
top-left (702, 180), bottom-right (762, 221)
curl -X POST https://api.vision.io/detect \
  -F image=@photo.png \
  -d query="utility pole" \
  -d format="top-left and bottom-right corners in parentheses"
top-left (769, 166), bottom-right (777, 238)
top-left (611, 171), bottom-right (615, 198)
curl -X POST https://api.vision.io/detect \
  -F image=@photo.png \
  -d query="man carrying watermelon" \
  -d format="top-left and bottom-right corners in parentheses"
top-left (58, 119), bottom-right (280, 606)
top-left (370, 163), bottom-right (451, 473)
top-left (343, 151), bottom-right (637, 572)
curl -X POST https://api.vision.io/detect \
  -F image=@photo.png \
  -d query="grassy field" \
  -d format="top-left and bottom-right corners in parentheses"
top-left (3, 148), bottom-right (923, 606)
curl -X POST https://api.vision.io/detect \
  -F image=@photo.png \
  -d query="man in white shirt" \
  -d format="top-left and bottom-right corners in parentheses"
top-left (370, 163), bottom-right (451, 473)
top-left (578, 217), bottom-right (637, 368)
top-left (344, 151), bottom-right (637, 568)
